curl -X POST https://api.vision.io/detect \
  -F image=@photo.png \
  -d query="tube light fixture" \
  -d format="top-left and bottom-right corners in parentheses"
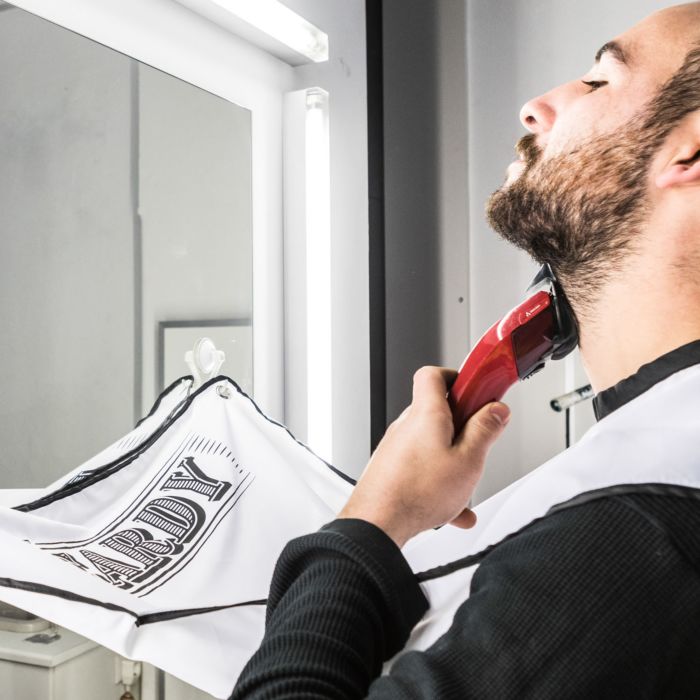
top-left (304, 88), bottom-right (332, 462)
top-left (175, 0), bottom-right (329, 65)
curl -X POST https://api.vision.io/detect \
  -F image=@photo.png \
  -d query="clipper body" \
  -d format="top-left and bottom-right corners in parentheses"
top-left (448, 265), bottom-right (578, 433)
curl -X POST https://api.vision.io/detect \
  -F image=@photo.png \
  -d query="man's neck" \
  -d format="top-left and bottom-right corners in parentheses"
top-left (575, 260), bottom-right (700, 393)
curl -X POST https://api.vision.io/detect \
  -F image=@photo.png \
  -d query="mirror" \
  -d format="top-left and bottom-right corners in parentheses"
top-left (0, 4), bottom-right (253, 490)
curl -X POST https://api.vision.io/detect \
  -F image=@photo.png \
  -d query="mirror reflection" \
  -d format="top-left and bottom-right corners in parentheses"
top-left (0, 5), bottom-right (253, 490)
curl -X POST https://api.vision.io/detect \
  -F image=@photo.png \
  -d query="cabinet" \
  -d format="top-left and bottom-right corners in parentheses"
top-left (0, 627), bottom-right (129, 700)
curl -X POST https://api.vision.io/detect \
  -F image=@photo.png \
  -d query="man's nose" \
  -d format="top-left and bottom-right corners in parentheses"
top-left (519, 94), bottom-right (556, 134)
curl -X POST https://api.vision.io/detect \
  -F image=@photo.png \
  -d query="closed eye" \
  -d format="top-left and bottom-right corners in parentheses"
top-left (581, 79), bottom-right (608, 92)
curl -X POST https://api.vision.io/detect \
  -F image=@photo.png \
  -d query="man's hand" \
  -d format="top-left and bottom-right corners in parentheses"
top-left (338, 366), bottom-right (510, 548)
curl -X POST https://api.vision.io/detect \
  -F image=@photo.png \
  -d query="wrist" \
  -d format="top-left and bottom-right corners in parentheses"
top-left (337, 503), bottom-right (413, 548)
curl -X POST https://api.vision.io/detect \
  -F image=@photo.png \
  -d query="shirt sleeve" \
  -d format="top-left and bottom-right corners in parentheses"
top-left (229, 518), bottom-right (429, 699)
top-left (230, 496), bottom-right (700, 699)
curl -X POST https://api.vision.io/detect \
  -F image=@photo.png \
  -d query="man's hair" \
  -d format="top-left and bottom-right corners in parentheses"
top-left (642, 43), bottom-right (700, 153)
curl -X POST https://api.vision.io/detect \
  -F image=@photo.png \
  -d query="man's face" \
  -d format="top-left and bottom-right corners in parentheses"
top-left (486, 3), bottom-right (700, 311)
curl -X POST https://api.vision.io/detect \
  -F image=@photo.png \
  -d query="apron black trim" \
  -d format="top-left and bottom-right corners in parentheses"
top-left (415, 541), bottom-right (502, 583)
top-left (593, 339), bottom-right (700, 420)
top-left (0, 577), bottom-right (139, 618)
top-left (135, 599), bottom-right (268, 626)
top-left (207, 376), bottom-right (357, 487)
top-left (15, 375), bottom-right (355, 513)
top-left (0, 577), bottom-right (267, 626)
top-left (545, 482), bottom-right (700, 516)
top-left (134, 375), bottom-right (193, 429)
top-left (415, 482), bottom-right (700, 583)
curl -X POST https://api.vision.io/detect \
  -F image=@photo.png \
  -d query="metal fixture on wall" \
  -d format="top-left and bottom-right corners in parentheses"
top-left (550, 384), bottom-right (594, 448)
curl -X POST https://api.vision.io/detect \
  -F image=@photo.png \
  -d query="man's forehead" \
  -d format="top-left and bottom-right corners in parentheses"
top-left (620, 3), bottom-right (700, 61)
top-left (595, 4), bottom-right (700, 79)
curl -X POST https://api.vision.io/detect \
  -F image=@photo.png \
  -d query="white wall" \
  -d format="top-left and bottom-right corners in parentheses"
top-left (467, 0), bottom-right (677, 501)
top-left (0, 8), bottom-right (134, 487)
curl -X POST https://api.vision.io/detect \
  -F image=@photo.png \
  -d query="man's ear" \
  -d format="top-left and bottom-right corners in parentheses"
top-left (656, 112), bottom-right (700, 190)
top-left (656, 157), bottom-right (700, 189)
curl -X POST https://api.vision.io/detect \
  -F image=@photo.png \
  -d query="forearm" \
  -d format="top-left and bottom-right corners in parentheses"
top-left (230, 519), bottom-right (428, 700)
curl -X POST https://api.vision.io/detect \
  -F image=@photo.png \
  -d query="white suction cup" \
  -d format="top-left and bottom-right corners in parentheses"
top-left (185, 337), bottom-right (226, 389)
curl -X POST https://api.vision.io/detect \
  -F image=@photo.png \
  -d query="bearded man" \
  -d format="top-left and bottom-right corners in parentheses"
top-left (232, 4), bottom-right (700, 697)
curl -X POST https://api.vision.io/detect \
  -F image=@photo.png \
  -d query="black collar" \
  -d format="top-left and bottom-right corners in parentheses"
top-left (593, 339), bottom-right (700, 421)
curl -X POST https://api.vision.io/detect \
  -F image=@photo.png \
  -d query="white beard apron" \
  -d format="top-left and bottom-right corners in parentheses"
top-left (0, 365), bottom-right (697, 698)
top-left (397, 362), bottom-right (700, 660)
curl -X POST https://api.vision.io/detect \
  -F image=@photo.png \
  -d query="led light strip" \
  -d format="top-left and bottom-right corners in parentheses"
top-left (304, 88), bottom-right (332, 462)
top-left (175, 0), bottom-right (329, 65)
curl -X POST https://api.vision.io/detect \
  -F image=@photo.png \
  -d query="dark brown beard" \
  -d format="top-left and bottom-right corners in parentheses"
top-left (486, 44), bottom-right (700, 320)
top-left (486, 129), bottom-right (651, 318)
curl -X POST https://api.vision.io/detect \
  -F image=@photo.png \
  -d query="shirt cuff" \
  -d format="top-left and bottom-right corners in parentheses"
top-left (321, 518), bottom-right (429, 628)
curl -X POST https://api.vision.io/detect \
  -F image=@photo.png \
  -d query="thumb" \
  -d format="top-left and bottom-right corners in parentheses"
top-left (454, 401), bottom-right (510, 460)
top-left (450, 507), bottom-right (478, 529)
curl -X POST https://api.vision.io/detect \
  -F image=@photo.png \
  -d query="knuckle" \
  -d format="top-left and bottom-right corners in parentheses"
top-left (473, 411), bottom-right (499, 435)
top-left (413, 366), bottom-right (438, 382)
top-left (412, 367), bottom-right (428, 382)
top-left (387, 417), bottom-right (401, 433)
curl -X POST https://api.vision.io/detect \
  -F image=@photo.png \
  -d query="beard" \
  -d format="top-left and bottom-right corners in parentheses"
top-left (486, 122), bottom-right (655, 318)
top-left (486, 43), bottom-right (700, 320)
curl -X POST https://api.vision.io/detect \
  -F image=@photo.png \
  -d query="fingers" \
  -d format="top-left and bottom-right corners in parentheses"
top-left (411, 366), bottom-right (458, 411)
top-left (454, 401), bottom-right (510, 461)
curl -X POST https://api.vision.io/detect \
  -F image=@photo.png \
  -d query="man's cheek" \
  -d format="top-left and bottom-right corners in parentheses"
top-left (545, 108), bottom-right (602, 158)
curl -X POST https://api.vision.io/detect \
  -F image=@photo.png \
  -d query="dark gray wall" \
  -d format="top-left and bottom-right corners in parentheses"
top-left (382, 0), bottom-right (469, 422)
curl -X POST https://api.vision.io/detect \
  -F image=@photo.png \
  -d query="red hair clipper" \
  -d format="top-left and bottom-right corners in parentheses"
top-left (448, 264), bottom-right (578, 433)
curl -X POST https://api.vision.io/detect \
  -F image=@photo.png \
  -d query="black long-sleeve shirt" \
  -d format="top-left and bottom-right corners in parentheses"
top-left (231, 340), bottom-right (700, 699)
